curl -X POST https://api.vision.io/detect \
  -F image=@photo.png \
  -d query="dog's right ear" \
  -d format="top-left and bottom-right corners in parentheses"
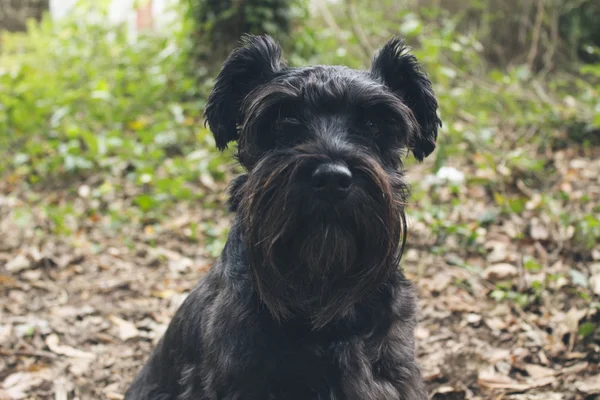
top-left (370, 38), bottom-right (441, 161)
top-left (204, 35), bottom-right (285, 151)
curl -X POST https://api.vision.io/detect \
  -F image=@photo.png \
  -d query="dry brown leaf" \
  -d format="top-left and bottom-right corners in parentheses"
top-left (590, 273), bottom-right (600, 296)
top-left (68, 356), bottom-right (94, 377)
top-left (0, 324), bottom-right (12, 345)
top-left (0, 274), bottom-right (17, 287)
top-left (45, 334), bottom-right (95, 359)
top-left (478, 368), bottom-right (554, 391)
top-left (486, 241), bottom-right (508, 263)
top-left (431, 385), bottom-right (466, 399)
top-left (478, 368), bottom-right (528, 390)
top-left (564, 352), bottom-right (588, 360)
top-left (169, 257), bottom-right (194, 274)
top-left (151, 288), bottom-right (177, 299)
top-left (5, 254), bottom-right (31, 273)
top-left (2, 370), bottom-right (52, 400)
top-left (109, 315), bottom-right (140, 341)
top-left (149, 247), bottom-right (183, 261)
top-left (485, 317), bottom-right (510, 331)
top-left (445, 299), bottom-right (476, 313)
top-left (507, 393), bottom-right (564, 400)
top-left (0, 389), bottom-right (12, 400)
top-left (575, 374), bottom-right (600, 394)
top-left (485, 348), bottom-right (511, 363)
top-left (465, 313), bottom-right (482, 325)
top-left (524, 364), bottom-right (556, 379)
top-left (52, 378), bottom-right (71, 400)
top-left (529, 218), bottom-right (549, 240)
top-left (426, 273), bottom-right (453, 293)
top-left (560, 362), bottom-right (588, 375)
top-left (422, 364), bottom-right (443, 382)
top-left (162, 214), bottom-right (192, 231)
top-left (525, 376), bottom-right (555, 390)
top-left (415, 326), bottom-right (430, 340)
top-left (566, 308), bottom-right (588, 332)
top-left (484, 263), bottom-right (518, 281)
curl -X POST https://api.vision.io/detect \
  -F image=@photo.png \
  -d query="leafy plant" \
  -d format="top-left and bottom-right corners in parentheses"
top-left (185, 0), bottom-right (309, 73)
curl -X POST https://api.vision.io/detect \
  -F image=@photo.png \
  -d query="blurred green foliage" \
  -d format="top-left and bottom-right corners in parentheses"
top-left (0, 2), bottom-right (232, 219)
top-left (185, 0), bottom-right (309, 75)
top-left (0, 0), bottom-right (598, 251)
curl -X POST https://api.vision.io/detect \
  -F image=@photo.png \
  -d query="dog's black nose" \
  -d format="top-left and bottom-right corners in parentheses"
top-left (312, 162), bottom-right (352, 198)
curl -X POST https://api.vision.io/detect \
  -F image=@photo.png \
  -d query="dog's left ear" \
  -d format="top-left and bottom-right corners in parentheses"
top-left (204, 35), bottom-right (286, 151)
top-left (371, 38), bottom-right (441, 161)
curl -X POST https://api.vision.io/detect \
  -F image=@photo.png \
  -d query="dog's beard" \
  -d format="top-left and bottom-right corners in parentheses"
top-left (238, 147), bottom-right (407, 329)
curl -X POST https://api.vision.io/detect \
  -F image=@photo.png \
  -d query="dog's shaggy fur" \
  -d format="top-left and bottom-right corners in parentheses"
top-left (126, 35), bottom-right (441, 400)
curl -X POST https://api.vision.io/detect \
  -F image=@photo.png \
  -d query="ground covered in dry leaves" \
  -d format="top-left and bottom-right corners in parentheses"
top-left (1, 143), bottom-right (599, 400)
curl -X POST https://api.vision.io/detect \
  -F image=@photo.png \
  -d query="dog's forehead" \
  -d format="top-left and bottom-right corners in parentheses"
top-left (276, 66), bottom-right (374, 89)
top-left (292, 65), bottom-right (366, 77)
top-left (267, 65), bottom-right (391, 108)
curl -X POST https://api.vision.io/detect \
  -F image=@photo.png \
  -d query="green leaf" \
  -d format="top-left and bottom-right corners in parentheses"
top-left (593, 113), bottom-right (600, 128)
top-left (134, 195), bottom-right (158, 212)
top-left (80, 131), bottom-right (99, 156)
top-left (524, 257), bottom-right (542, 272)
top-left (507, 198), bottom-right (525, 214)
top-left (578, 322), bottom-right (597, 338)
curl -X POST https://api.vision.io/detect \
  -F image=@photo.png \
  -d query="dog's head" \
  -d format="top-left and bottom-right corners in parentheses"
top-left (205, 35), bottom-right (441, 328)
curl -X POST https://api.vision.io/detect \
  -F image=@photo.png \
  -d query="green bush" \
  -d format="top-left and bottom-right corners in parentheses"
top-left (408, 0), bottom-right (600, 67)
top-left (185, 0), bottom-right (309, 74)
top-left (0, 2), bottom-right (231, 218)
top-left (292, 1), bottom-right (599, 159)
top-left (1, 0), bottom-right (598, 236)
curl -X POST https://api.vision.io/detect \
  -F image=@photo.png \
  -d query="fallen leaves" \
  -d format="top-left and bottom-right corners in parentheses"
top-left (575, 374), bottom-right (600, 395)
top-left (1, 370), bottom-right (52, 400)
top-left (484, 263), bottom-right (519, 281)
top-left (109, 316), bottom-right (141, 342)
top-left (5, 255), bottom-right (30, 273)
top-left (478, 367), bottom-right (554, 391)
top-left (486, 240), bottom-right (510, 263)
top-left (529, 218), bottom-right (549, 241)
top-left (45, 334), bottom-right (95, 360)
top-left (523, 364), bottom-right (556, 379)
top-left (589, 263), bottom-right (600, 296)
top-left (431, 385), bottom-right (467, 399)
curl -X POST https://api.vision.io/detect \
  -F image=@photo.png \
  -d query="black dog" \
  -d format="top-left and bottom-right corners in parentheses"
top-left (126, 35), bottom-right (440, 400)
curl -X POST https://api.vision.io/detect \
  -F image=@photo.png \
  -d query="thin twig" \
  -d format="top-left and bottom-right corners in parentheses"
top-left (519, 0), bottom-right (535, 46)
top-left (0, 348), bottom-right (58, 360)
top-left (314, 1), bottom-right (365, 62)
top-left (542, 5), bottom-right (559, 74)
top-left (346, 0), bottom-right (374, 59)
top-left (531, 80), bottom-right (560, 108)
top-left (315, 1), bottom-right (343, 37)
top-left (527, 0), bottom-right (544, 70)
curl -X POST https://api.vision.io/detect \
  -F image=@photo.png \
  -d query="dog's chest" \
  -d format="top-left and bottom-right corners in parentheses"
top-left (221, 327), bottom-right (400, 400)
top-left (266, 343), bottom-right (343, 398)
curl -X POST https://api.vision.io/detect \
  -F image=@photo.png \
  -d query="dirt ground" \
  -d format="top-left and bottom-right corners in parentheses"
top-left (1, 147), bottom-right (599, 400)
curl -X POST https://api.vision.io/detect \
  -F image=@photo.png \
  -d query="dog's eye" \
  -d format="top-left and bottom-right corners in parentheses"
top-left (275, 117), bottom-right (302, 133)
top-left (364, 120), bottom-right (381, 136)
top-left (279, 117), bottom-right (301, 126)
